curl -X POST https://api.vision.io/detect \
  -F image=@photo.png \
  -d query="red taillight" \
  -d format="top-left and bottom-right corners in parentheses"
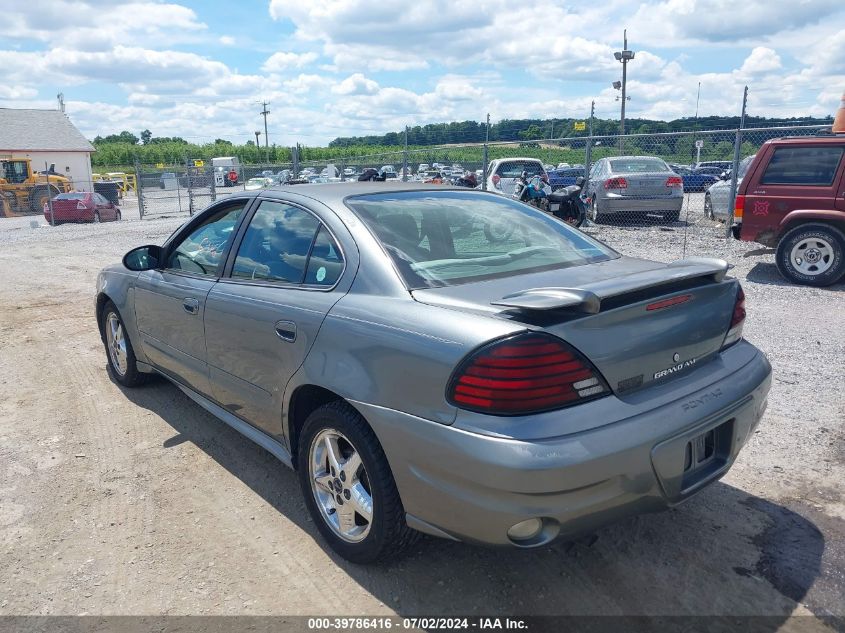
top-left (604, 176), bottom-right (627, 190)
top-left (665, 176), bottom-right (683, 188)
top-left (492, 174), bottom-right (501, 188)
top-left (447, 333), bottom-right (610, 415)
top-left (722, 285), bottom-right (746, 349)
top-left (733, 194), bottom-right (745, 220)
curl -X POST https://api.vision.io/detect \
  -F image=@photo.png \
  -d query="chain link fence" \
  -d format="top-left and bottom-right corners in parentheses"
top-left (123, 124), bottom-right (828, 258)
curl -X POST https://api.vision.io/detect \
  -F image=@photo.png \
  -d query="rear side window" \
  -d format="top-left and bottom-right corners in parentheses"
top-left (761, 146), bottom-right (844, 186)
top-left (232, 201), bottom-right (320, 283)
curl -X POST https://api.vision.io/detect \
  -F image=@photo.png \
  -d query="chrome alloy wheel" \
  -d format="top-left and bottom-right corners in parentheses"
top-left (790, 237), bottom-right (834, 276)
top-left (309, 428), bottom-right (373, 542)
top-left (106, 313), bottom-right (128, 376)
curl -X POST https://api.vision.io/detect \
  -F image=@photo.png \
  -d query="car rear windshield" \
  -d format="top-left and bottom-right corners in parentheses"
top-left (609, 158), bottom-right (670, 173)
top-left (761, 146), bottom-right (844, 186)
top-left (54, 193), bottom-right (88, 200)
top-left (346, 191), bottom-right (617, 289)
top-left (496, 161), bottom-right (544, 178)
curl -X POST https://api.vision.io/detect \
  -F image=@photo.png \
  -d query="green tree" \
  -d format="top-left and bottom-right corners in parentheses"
top-left (140, 129), bottom-right (152, 145)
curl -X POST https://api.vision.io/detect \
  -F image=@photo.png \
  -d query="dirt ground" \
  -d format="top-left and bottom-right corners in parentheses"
top-left (0, 212), bottom-right (843, 629)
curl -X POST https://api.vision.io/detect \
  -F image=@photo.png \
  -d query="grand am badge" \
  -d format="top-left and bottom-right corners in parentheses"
top-left (654, 357), bottom-right (697, 379)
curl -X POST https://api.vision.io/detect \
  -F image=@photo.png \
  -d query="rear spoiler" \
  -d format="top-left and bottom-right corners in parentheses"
top-left (491, 257), bottom-right (729, 313)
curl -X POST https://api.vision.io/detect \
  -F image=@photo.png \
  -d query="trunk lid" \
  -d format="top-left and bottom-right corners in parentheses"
top-left (412, 256), bottom-right (737, 395)
top-left (621, 173), bottom-right (674, 197)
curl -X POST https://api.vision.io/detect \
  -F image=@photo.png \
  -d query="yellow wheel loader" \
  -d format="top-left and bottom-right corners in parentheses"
top-left (0, 158), bottom-right (73, 215)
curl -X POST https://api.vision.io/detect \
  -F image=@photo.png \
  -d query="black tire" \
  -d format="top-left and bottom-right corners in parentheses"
top-left (100, 301), bottom-right (147, 387)
top-left (115, 210), bottom-right (122, 221)
top-left (775, 223), bottom-right (845, 287)
top-left (93, 211), bottom-right (101, 223)
top-left (29, 185), bottom-right (58, 214)
top-left (297, 401), bottom-right (418, 564)
top-left (589, 196), bottom-right (603, 224)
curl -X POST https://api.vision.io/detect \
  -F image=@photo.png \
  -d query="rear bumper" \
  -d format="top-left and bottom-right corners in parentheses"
top-left (598, 194), bottom-right (683, 214)
top-left (44, 208), bottom-right (95, 222)
top-left (354, 341), bottom-right (771, 547)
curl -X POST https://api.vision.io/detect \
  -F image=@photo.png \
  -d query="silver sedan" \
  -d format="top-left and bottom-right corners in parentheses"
top-left (96, 183), bottom-right (771, 563)
top-left (585, 156), bottom-right (685, 222)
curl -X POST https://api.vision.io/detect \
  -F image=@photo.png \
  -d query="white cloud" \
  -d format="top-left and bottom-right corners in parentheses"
top-left (219, 35), bottom-right (236, 46)
top-left (262, 51), bottom-right (319, 72)
top-left (740, 47), bottom-right (782, 75)
top-left (332, 73), bottom-right (380, 96)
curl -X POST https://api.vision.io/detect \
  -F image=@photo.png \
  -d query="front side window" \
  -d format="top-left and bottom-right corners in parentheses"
top-left (232, 200), bottom-right (327, 284)
top-left (347, 191), bottom-right (616, 289)
top-left (165, 202), bottom-right (246, 275)
top-left (761, 146), bottom-right (844, 186)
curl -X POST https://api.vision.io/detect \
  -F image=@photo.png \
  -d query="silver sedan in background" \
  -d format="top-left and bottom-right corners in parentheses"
top-left (585, 156), bottom-right (685, 223)
top-left (704, 155), bottom-right (756, 221)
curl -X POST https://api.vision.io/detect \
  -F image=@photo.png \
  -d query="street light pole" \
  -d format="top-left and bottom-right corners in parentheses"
top-left (260, 101), bottom-right (270, 163)
top-left (614, 30), bottom-right (635, 152)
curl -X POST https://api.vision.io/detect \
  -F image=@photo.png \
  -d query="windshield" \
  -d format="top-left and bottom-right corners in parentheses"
top-left (609, 158), bottom-right (671, 173)
top-left (346, 191), bottom-right (617, 289)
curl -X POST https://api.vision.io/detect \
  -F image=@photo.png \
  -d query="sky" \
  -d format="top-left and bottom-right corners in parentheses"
top-left (1, 0), bottom-right (843, 146)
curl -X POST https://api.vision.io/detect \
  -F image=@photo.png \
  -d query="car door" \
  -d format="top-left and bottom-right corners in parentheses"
top-left (203, 198), bottom-right (354, 438)
top-left (134, 199), bottom-right (250, 396)
top-left (93, 193), bottom-right (114, 220)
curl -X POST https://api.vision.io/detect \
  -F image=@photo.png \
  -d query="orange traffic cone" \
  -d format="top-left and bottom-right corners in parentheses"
top-left (833, 91), bottom-right (845, 133)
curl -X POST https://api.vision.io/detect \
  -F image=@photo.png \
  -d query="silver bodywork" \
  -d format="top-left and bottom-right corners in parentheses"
top-left (96, 182), bottom-right (771, 547)
top-left (705, 155), bottom-right (756, 220)
top-left (586, 156), bottom-right (684, 217)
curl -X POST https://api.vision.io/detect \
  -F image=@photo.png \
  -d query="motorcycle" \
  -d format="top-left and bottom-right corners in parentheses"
top-left (512, 172), bottom-right (586, 228)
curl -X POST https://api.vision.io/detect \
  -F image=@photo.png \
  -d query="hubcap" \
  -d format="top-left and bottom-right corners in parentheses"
top-left (790, 237), bottom-right (834, 276)
top-left (309, 429), bottom-right (373, 542)
top-left (106, 313), bottom-right (128, 375)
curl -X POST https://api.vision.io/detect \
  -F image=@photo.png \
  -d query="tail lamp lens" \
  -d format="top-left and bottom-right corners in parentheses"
top-left (665, 176), bottom-right (683, 187)
top-left (604, 177), bottom-right (628, 190)
top-left (733, 194), bottom-right (745, 220)
top-left (722, 285), bottom-right (746, 349)
top-left (447, 333), bottom-right (610, 415)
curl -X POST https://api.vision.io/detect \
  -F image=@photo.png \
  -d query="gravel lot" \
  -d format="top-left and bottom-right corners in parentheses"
top-left (0, 209), bottom-right (842, 627)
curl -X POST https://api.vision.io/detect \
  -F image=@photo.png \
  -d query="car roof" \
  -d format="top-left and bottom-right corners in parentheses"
top-left (233, 181), bottom-right (465, 206)
top-left (764, 134), bottom-right (845, 145)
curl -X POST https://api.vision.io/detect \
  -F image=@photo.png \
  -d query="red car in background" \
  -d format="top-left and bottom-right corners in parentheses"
top-left (44, 192), bottom-right (121, 224)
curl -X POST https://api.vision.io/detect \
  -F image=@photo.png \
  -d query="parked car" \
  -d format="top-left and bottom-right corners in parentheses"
top-left (548, 167), bottom-right (585, 190)
top-left (486, 158), bottom-right (548, 194)
top-left (694, 166), bottom-right (727, 178)
top-left (669, 165), bottom-right (720, 193)
top-left (45, 191), bottom-right (120, 224)
top-left (584, 157), bottom-right (684, 223)
top-left (244, 177), bottom-right (273, 191)
top-left (732, 134), bottom-right (845, 286)
top-left (417, 163), bottom-right (430, 174)
top-left (704, 155), bottom-right (756, 222)
top-left (697, 160), bottom-right (732, 171)
top-left (98, 182), bottom-right (771, 563)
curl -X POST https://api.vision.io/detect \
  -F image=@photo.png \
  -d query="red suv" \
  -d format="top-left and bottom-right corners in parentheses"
top-left (733, 134), bottom-right (845, 286)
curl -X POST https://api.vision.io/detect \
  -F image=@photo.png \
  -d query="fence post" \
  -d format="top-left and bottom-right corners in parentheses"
top-left (482, 113), bottom-right (490, 190)
top-left (209, 163), bottom-right (217, 202)
top-left (45, 162), bottom-right (55, 226)
top-left (585, 100), bottom-right (595, 184)
top-left (402, 126), bottom-right (409, 182)
top-left (134, 158), bottom-right (144, 219)
top-left (725, 86), bottom-right (749, 237)
top-left (292, 144), bottom-right (300, 178)
top-left (186, 156), bottom-right (194, 216)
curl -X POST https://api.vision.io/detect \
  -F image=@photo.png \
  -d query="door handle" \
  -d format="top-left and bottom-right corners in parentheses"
top-left (274, 320), bottom-right (297, 343)
top-left (183, 298), bottom-right (200, 315)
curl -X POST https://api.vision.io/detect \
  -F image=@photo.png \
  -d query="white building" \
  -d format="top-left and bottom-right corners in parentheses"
top-left (0, 108), bottom-right (95, 190)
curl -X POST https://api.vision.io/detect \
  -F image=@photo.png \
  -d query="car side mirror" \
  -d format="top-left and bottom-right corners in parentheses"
top-left (123, 245), bottom-right (162, 271)
top-left (575, 176), bottom-right (585, 187)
